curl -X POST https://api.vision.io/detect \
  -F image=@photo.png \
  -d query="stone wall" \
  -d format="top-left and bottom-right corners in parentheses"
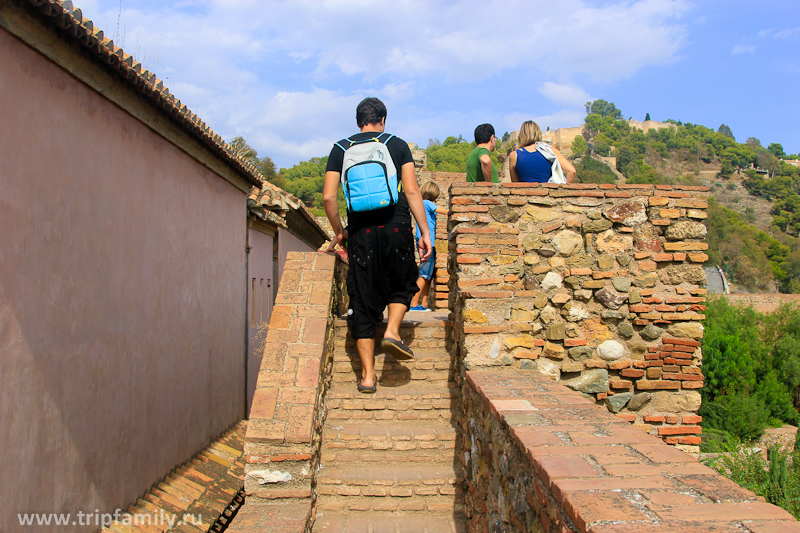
top-left (449, 182), bottom-right (710, 451)
top-left (461, 369), bottom-right (798, 533)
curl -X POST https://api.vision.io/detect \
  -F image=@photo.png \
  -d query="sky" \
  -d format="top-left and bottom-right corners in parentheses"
top-left (75, 0), bottom-right (800, 169)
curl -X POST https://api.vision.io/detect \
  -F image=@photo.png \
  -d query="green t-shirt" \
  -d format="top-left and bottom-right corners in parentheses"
top-left (466, 146), bottom-right (499, 183)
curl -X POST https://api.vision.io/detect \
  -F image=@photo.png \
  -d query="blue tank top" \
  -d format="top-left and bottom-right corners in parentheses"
top-left (514, 147), bottom-right (552, 183)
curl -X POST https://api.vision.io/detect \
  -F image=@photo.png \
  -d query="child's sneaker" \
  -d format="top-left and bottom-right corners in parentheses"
top-left (411, 305), bottom-right (431, 312)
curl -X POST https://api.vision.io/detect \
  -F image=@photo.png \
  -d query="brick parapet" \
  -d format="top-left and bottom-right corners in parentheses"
top-left (232, 251), bottom-right (346, 532)
top-left (448, 183), bottom-right (710, 449)
top-left (461, 369), bottom-right (798, 532)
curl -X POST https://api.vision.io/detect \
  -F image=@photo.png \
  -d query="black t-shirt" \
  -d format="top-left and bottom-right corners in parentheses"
top-left (326, 132), bottom-right (414, 231)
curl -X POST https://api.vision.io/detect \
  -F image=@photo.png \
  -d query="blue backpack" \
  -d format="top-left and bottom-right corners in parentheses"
top-left (335, 133), bottom-right (399, 212)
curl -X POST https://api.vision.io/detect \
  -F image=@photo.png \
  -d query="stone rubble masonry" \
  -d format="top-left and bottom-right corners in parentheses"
top-left (461, 369), bottom-right (799, 533)
top-left (230, 251), bottom-right (347, 533)
top-left (448, 182), bottom-right (710, 450)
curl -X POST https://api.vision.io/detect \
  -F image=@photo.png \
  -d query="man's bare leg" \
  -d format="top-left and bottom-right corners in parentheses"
top-left (383, 303), bottom-right (407, 343)
top-left (357, 338), bottom-right (376, 388)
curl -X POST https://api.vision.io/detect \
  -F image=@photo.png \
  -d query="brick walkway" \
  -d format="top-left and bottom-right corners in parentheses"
top-left (312, 310), bottom-right (467, 532)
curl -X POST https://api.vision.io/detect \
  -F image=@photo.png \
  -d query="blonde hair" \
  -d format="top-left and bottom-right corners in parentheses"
top-left (517, 120), bottom-right (542, 148)
top-left (420, 181), bottom-right (440, 201)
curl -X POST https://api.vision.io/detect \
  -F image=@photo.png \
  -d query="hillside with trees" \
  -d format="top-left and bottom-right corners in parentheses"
top-left (574, 100), bottom-right (800, 294)
top-left (701, 297), bottom-right (800, 519)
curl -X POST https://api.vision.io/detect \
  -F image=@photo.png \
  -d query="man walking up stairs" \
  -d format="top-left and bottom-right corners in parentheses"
top-left (313, 311), bottom-right (466, 532)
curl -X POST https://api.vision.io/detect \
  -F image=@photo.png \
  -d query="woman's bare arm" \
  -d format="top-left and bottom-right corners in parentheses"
top-left (552, 146), bottom-right (577, 183)
top-left (509, 150), bottom-right (519, 182)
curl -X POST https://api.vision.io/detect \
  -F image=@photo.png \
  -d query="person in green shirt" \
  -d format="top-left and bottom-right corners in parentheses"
top-left (466, 123), bottom-right (499, 183)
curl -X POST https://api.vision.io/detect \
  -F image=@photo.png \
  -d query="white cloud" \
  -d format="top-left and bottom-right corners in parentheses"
top-left (732, 44), bottom-right (756, 55)
top-left (89, 0), bottom-right (691, 83)
top-left (77, 0), bottom-right (693, 165)
top-left (772, 27), bottom-right (800, 40)
top-left (539, 82), bottom-right (591, 108)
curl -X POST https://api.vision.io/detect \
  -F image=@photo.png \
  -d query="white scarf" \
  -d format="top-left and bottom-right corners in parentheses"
top-left (534, 142), bottom-right (567, 184)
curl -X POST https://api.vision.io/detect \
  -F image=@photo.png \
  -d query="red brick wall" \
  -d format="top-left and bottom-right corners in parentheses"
top-left (461, 369), bottom-right (797, 532)
top-left (240, 252), bottom-right (345, 513)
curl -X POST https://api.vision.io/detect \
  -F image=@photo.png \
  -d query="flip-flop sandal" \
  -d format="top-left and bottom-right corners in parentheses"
top-left (357, 378), bottom-right (377, 394)
top-left (381, 338), bottom-right (414, 360)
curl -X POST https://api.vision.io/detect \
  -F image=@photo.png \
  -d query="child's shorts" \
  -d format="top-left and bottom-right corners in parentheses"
top-left (418, 251), bottom-right (435, 280)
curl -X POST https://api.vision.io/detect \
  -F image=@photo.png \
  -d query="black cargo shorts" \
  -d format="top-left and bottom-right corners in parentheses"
top-left (346, 224), bottom-right (420, 339)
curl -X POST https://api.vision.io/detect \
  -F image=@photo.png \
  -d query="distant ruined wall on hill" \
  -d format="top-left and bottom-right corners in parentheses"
top-left (628, 118), bottom-right (678, 134)
top-left (542, 125), bottom-right (585, 156)
top-left (721, 293), bottom-right (800, 314)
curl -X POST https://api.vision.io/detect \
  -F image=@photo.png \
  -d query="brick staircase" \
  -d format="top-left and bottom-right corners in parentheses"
top-left (313, 311), bottom-right (466, 533)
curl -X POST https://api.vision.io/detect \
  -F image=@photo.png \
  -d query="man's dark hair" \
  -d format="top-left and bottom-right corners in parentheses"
top-left (474, 123), bottom-right (495, 145)
top-left (356, 98), bottom-right (387, 128)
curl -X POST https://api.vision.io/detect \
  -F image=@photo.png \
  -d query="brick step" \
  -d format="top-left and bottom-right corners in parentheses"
top-left (322, 420), bottom-right (459, 453)
top-left (334, 336), bottom-right (452, 354)
top-left (316, 494), bottom-right (464, 515)
top-left (333, 314), bottom-right (453, 353)
top-left (313, 511), bottom-right (467, 532)
top-left (331, 350), bottom-right (456, 384)
top-left (316, 466), bottom-right (464, 511)
top-left (321, 447), bottom-right (459, 465)
top-left (325, 384), bottom-right (459, 420)
top-left (317, 464), bottom-right (463, 489)
top-left (333, 313), bottom-right (450, 332)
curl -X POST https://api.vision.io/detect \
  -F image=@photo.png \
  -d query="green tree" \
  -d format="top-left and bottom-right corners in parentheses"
top-left (584, 99), bottom-right (623, 120)
top-left (571, 135), bottom-right (588, 156)
top-left (644, 112), bottom-right (651, 121)
top-left (443, 135), bottom-right (465, 146)
top-left (718, 123), bottom-right (735, 140)
top-left (575, 157), bottom-right (616, 184)
top-left (718, 160), bottom-right (735, 179)
top-left (592, 133), bottom-right (613, 157)
top-left (615, 145), bottom-right (636, 171)
top-left (229, 136), bottom-right (281, 186)
top-left (700, 298), bottom-right (799, 441)
top-left (769, 143), bottom-right (786, 158)
top-left (426, 137), bottom-right (498, 172)
top-left (277, 156), bottom-right (329, 208)
top-left (746, 137), bottom-right (762, 148)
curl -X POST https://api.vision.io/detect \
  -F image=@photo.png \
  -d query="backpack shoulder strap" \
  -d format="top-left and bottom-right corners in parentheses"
top-left (378, 133), bottom-right (395, 144)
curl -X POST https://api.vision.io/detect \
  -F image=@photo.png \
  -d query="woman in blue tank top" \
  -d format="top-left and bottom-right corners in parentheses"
top-left (509, 120), bottom-right (576, 183)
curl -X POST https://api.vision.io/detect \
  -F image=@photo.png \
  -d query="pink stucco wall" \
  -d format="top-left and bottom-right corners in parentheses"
top-left (246, 228), bottom-right (275, 414)
top-left (0, 28), bottom-right (246, 531)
